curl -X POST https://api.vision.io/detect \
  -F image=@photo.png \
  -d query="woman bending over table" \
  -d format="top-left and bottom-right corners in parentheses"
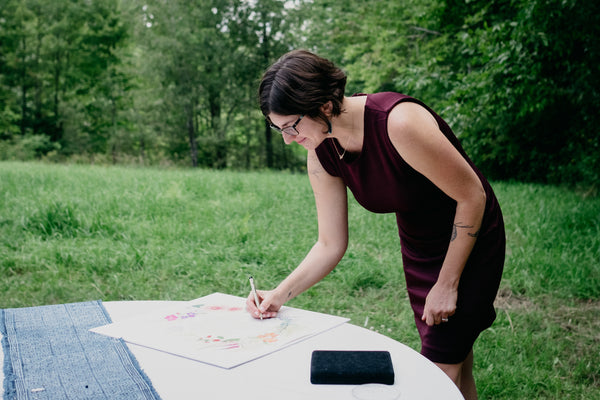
top-left (246, 50), bottom-right (505, 400)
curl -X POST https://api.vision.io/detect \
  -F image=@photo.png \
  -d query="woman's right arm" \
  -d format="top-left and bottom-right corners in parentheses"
top-left (246, 150), bottom-right (349, 318)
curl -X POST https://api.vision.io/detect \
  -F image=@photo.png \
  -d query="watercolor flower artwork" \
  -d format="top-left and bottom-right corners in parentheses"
top-left (90, 293), bottom-right (349, 369)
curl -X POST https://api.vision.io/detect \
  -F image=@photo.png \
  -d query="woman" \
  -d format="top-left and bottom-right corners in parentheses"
top-left (246, 50), bottom-right (505, 399)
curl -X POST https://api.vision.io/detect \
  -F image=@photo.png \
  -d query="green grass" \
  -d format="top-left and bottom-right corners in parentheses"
top-left (1, 161), bottom-right (599, 399)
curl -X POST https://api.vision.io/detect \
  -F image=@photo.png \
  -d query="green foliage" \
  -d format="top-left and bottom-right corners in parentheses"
top-left (0, 0), bottom-right (598, 188)
top-left (304, 0), bottom-right (599, 189)
top-left (130, 0), bottom-right (301, 168)
top-left (0, 134), bottom-right (60, 160)
top-left (26, 202), bottom-right (82, 239)
top-left (436, 0), bottom-right (600, 188)
top-left (0, 0), bottom-right (134, 157)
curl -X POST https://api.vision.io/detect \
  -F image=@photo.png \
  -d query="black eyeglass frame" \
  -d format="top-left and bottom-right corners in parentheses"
top-left (269, 115), bottom-right (304, 136)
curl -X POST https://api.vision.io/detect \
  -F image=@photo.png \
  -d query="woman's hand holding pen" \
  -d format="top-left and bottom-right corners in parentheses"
top-left (246, 289), bottom-right (283, 319)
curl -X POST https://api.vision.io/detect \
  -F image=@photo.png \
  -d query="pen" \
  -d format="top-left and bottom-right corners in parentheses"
top-left (249, 276), bottom-right (263, 320)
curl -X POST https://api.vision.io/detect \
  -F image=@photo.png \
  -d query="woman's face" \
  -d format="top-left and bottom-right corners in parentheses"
top-left (268, 113), bottom-right (328, 150)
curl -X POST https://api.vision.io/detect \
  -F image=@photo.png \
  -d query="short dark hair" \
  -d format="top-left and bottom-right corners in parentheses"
top-left (259, 50), bottom-right (347, 129)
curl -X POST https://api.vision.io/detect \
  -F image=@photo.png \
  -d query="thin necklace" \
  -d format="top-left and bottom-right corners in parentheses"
top-left (326, 119), bottom-right (353, 160)
top-left (331, 134), bottom-right (352, 160)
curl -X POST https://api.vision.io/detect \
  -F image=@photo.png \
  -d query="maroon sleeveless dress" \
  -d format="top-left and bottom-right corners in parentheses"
top-left (315, 92), bottom-right (505, 364)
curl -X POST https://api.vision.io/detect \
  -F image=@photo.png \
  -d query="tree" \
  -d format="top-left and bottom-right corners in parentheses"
top-left (436, 0), bottom-right (600, 186)
top-left (138, 0), bottom-right (240, 167)
top-left (227, 0), bottom-right (301, 168)
top-left (301, 0), bottom-right (599, 187)
top-left (0, 0), bottom-right (596, 185)
top-left (137, 0), bottom-right (302, 168)
top-left (0, 0), bottom-right (133, 159)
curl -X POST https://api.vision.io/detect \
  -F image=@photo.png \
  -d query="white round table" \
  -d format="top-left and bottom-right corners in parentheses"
top-left (1, 301), bottom-right (464, 399)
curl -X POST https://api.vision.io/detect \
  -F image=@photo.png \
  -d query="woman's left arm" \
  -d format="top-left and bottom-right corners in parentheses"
top-left (387, 101), bottom-right (487, 327)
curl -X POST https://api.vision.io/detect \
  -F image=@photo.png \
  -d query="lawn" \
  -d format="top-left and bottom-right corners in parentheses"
top-left (1, 161), bottom-right (598, 399)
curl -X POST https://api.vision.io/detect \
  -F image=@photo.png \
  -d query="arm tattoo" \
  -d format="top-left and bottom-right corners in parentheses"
top-left (451, 222), bottom-right (479, 242)
top-left (468, 229), bottom-right (481, 238)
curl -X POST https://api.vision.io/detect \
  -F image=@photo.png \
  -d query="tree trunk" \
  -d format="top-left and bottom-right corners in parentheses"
top-left (209, 89), bottom-right (226, 169)
top-left (187, 104), bottom-right (198, 167)
top-left (52, 50), bottom-right (61, 141)
top-left (20, 35), bottom-right (28, 136)
top-left (111, 94), bottom-right (117, 164)
top-left (33, 31), bottom-right (42, 136)
top-left (265, 119), bottom-right (273, 168)
top-left (260, 16), bottom-right (273, 169)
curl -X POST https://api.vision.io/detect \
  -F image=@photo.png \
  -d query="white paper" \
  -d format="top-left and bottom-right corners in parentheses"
top-left (90, 293), bottom-right (349, 369)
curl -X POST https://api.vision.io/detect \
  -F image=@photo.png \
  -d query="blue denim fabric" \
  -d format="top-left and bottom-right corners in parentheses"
top-left (1, 301), bottom-right (161, 400)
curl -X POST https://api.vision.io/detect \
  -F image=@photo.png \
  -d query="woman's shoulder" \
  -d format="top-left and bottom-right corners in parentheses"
top-left (362, 92), bottom-right (413, 113)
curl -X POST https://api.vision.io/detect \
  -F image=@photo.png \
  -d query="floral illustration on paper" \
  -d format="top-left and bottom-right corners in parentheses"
top-left (90, 293), bottom-right (349, 369)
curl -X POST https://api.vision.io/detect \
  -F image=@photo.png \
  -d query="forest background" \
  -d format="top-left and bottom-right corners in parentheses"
top-left (0, 0), bottom-right (598, 188)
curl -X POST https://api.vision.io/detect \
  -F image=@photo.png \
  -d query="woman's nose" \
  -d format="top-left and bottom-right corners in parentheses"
top-left (283, 133), bottom-right (296, 145)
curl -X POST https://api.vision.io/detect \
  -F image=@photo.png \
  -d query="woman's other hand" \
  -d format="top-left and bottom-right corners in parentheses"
top-left (421, 282), bottom-right (458, 326)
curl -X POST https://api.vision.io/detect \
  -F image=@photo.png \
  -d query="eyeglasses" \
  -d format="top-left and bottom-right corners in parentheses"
top-left (269, 115), bottom-right (304, 136)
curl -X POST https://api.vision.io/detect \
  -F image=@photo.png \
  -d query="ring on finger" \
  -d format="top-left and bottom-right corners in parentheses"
top-left (441, 317), bottom-right (449, 322)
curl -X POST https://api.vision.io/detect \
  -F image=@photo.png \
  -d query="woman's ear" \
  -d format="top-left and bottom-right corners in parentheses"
top-left (320, 101), bottom-right (333, 117)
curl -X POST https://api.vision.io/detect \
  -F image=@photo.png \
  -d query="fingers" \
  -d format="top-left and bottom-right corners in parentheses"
top-left (421, 310), bottom-right (453, 326)
top-left (421, 314), bottom-right (447, 326)
top-left (245, 290), bottom-right (278, 319)
top-left (246, 292), bottom-right (263, 319)
top-left (421, 292), bottom-right (456, 326)
top-left (257, 291), bottom-right (280, 318)
top-left (245, 293), bottom-right (260, 317)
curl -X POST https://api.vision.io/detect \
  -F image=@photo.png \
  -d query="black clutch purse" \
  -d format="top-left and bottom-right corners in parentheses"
top-left (310, 350), bottom-right (395, 385)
